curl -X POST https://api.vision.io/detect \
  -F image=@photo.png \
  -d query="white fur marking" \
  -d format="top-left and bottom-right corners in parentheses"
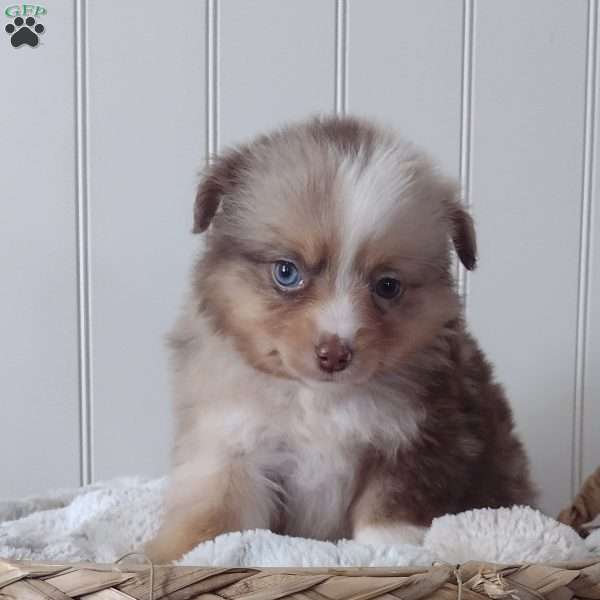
top-left (317, 293), bottom-right (359, 341)
top-left (338, 145), bottom-right (415, 274)
top-left (335, 142), bottom-right (445, 283)
top-left (343, 147), bottom-right (413, 243)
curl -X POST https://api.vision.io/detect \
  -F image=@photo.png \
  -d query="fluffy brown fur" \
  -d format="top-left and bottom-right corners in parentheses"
top-left (146, 116), bottom-right (535, 563)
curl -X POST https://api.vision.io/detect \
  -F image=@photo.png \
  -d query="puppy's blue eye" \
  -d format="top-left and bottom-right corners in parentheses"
top-left (272, 261), bottom-right (303, 289)
top-left (374, 277), bottom-right (402, 299)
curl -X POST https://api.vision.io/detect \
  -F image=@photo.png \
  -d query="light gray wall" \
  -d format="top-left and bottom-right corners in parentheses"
top-left (1, 0), bottom-right (598, 518)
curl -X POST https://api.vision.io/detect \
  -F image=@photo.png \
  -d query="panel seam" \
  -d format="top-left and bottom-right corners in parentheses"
top-left (206, 0), bottom-right (219, 161)
top-left (458, 0), bottom-right (474, 309)
top-left (334, 0), bottom-right (348, 116)
top-left (573, 0), bottom-right (598, 494)
top-left (75, 0), bottom-right (92, 486)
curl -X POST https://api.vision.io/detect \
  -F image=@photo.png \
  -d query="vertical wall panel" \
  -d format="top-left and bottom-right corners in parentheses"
top-left (583, 3), bottom-right (600, 483)
top-left (348, 0), bottom-right (463, 175)
top-left (468, 0), bottom-right (588, 515)
top-left (219, 0), bottom-right (335, 148)
top-left (87, 0), bottom-right (206, 481)
top-left (0, 0), bottom-right (80, 496)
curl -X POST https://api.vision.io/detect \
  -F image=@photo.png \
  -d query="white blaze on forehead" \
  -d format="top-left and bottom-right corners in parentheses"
top-left (338, 143), bottom-right (417, 269)
top-left (334, 140), bottom-right (447, 281)
top-left (317, 292), bottom-right (359, 341)
top-left (315, 143), bottom-right (417, 342)
top-left (315, 139), bottom-right (442, 342)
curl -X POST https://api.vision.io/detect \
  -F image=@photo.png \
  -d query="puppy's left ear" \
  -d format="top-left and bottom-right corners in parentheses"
top-left (193, 148), bottom-right (248, 234)
top-left (448, 201), bottom-right (477, 270)
top-left (440, 180), bottom-right (477, 271)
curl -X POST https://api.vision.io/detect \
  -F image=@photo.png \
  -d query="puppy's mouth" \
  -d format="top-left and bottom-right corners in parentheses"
top-left (306, 372), bottom-right (367, 386)
top-left (281, 355), bottom-right (373, 387)
top-left (259, 344), bottom-right (375, 386)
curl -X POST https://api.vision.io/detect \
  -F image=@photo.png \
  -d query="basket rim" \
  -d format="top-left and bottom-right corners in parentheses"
top-left (2, 557), bottom-right (600, 600)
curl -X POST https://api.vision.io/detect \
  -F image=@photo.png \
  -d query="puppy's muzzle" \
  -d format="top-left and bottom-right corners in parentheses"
top-left (315, 335), bottom-right (353, 373)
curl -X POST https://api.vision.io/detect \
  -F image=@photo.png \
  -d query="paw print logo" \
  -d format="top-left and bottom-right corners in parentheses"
top-left (5, 16), bottom-right (45, 47)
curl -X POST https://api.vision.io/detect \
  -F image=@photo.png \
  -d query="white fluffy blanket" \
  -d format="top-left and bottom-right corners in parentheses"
top-left (1, 477), bottom-right (598, 566)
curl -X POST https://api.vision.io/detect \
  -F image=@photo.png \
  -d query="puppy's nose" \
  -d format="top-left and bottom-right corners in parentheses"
top-left (315, 335), bottom-right (353, 373)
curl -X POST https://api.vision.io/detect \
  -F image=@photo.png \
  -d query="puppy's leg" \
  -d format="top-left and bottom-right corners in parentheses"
top-left (146, 457), bottom-right (280, 563)
top-left (350, 473), bottom-right (427, 547)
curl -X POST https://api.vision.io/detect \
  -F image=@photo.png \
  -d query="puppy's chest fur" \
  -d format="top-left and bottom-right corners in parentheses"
top-left (174, 316), bottom-right (422, 540)
top-left (214, 386), bottom-right (419, 539)
top-left (265, 387), bottom-right (415, 539)
top-left (270, 411), bottom-right (362, 539)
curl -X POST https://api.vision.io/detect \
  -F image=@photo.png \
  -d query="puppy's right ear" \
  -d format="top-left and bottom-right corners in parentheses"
top-left (193, 149), bottom-right (248, 234)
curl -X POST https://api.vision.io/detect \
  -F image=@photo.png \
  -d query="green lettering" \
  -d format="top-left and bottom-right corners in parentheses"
top-left (5, 5), bottom-right (20, 17)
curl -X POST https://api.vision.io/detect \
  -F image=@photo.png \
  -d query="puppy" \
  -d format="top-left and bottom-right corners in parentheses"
top-left (146, 116), bottom-right (535, 563)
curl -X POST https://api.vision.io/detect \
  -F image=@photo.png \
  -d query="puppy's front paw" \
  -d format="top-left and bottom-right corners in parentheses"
top-left (144, 535), bottom-right (179, 565)
top-left (354, 523), bottom-right (427, 546)
top-left (145, 516), bottom-right (224, 564)
top-left (144, 526), bottom-right (207, 564)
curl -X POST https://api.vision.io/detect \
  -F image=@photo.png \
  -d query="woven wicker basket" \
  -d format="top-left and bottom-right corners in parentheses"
top-left (2, 559), bottom-right (600, 600)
